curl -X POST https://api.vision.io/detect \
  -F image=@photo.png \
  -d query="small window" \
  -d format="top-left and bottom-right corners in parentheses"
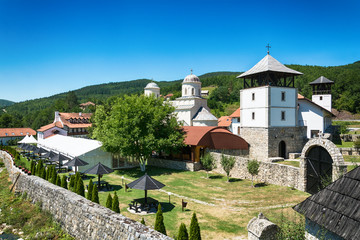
top-left (237, 127), bottom-right (240, 135)
top-left (281, 111), bottom-right (286, 121)
top-left (5, 133), bottom-right (8, 136)
top-left (252, 112), bottom-right (255, 120)
top-left (20, 132), bottom-right (23, 135)
top-left (281, 92), bottom-right (286, 101)
top-left (185, 88), bottom-right (187, 95)
top-left (192, 88), bottom-right (195, 96)
top-left (252, 93), bottom-right (255, 101)
top-left (320, 96), bottom-right (323, 100)
top-left (237, 117), bottom-right (240, 122)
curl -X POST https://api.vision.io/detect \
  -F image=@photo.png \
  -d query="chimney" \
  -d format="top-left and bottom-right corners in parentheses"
top-left (79, 112), bottom-right (82, 117)
top-left (54, 111), bottom-right (60, 123)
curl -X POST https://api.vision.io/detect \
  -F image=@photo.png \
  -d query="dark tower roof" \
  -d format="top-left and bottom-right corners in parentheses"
top-left (309, 76), bottom-right (334, 85)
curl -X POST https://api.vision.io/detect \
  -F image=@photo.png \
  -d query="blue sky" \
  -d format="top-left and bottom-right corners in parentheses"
top-left (1, 0), bottom-right (359, 102)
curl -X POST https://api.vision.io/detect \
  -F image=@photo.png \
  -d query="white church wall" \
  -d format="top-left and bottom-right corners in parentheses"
top-left (144, 89), bottom-right (160, 98)
top-left (241, 108), bottom-right (268, 127)
top-left (270, 108), bottom-right (297, 127)
top-left (270, 87), bottom-right (297, 107)
top-left (298, 100), bottom-right (324, 138)
top-left (312, 94), bottom-right (332, 112)
top-left (240, 87), bottom-right (269, 128)
top-left (182, 82), bottom-right (201, 97)
top-left (231, 120), bottom-right (241, 135)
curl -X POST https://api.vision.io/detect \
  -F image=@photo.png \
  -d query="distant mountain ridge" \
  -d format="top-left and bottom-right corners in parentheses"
top-left (0, 99), bottom-right (15, 107)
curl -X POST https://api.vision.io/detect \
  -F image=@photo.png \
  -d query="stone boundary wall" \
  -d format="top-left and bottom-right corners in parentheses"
top-left (148, 158), bottom-right (202, 171)
top-left (339, 147), bottom-right (360, 156)
top-left (0, 151), bottom-right (171, 240)
top-left (340, 134), bottom-right (360, 142)
top-left (209, 150), bottom-right (301, 189)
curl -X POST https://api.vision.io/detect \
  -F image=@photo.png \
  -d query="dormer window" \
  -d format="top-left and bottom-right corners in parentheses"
top-left (20, 132), bottom-right (23, 135)
top-left (12, 133), bottom-right (15, 135)
top-left (5, 133), bottom-right (8, 136)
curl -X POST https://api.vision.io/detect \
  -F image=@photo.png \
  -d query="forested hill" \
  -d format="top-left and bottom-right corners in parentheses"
top-left (1, 61), bottom-right (360, 130)
top-left (0, 99), bottom-right (15, 108)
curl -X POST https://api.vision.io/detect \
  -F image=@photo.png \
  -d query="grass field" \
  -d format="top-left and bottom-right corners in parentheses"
top-left (72, 166), bottom-right (309, 239)
top-left (336, 141), bottom-right (354, 148)
top-left (275, 161), bottom-right (300, 168)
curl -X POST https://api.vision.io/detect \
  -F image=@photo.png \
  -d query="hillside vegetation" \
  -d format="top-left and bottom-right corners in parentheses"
top-left (0, 99), bottom-right (15, 108)
top-left (0, 61), bottom-right (359, 130)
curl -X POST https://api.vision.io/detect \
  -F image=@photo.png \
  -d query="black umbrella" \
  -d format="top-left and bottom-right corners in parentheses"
top-left (43, 150), bottom-right (57, 159)
top-left (18, 143), bottom-right (25, 149)
top-left (49, 153), bottom-right (70, 168)
top-left (33, 147), bottom-right (48, 155)
top-left (127, 173), bottom-right (165, 203)
top-left (83, 162), bottom-right (114, 188)
top-left (63, 157), bottom-right (89, 173)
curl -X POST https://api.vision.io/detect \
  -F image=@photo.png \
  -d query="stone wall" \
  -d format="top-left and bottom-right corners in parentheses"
top-left (240, 126), bottom-right (307, 162)
top-left (0, 151), bottom-right (171, 240)
top-left (340, 134), bottom-right (360, 142)
top-left (339, 147), bottom-right (360, 156)
top-left (209, 150), bottom-right (302, 189)
top-left (148, 158), bottom-right (201, 171)
top-left (247, 213), bottom-right (278, 240)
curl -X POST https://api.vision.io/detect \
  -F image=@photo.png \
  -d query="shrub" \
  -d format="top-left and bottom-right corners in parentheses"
top-left (141, 217), bottom-right (146, 225)
top-left (87, 179), bottom-right (94, 200)
top-left (69, 175), bottom-right (75, 190)
top-left (106, 193), bottom-right (113, 209)
top-left (61, 175), bottom-right (67, 189)
top-left (30, 161), bottom-right (36, 175)
top-left (41, 167), bottom-right (46, 179)
top-left (76, 178), bottom-right (85, 197)
top-left (56, 175), bottom-right (62, 186)
top-left (74, 172), bottom-right (81, 190)
top-left (220, 154), bottom-right (236, 182)
top-left (91, 185), bottom-right (99, 204)
top-left (178, 222), bottom-right (189, 240)
top-left (51, 170), bottom-right (57, 185)
top-left (247, 160), bottom-right (260, 187)
top-left (354, 139), bottom-right (360, 148)
top-left (189, 212), bottom-right (201, 240)
top-left (154, 203), bottom-right (166, 235)
top-left (276, 212), bottom-right (305, 240)
top-left (112, 192), bottom-right (120, 213)
top-left (200, 153), bottom-right (216, 179)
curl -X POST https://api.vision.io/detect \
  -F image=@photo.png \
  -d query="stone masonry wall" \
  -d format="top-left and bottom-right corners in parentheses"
top-left (0, 151), bottom-right (171, 240)
top-left (209, 150), bottom-right (301, 189)
top-left (148, 158), bottom-right (202, 171)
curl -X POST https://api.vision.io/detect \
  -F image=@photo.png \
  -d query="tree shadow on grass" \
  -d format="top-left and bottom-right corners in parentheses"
top-left (209, 175), bottom-right (223, 179)
top-left (229, 178), bottom-right (242, 182)
top-left (114, 166), bottom-right (186, 178)
top-left (255, 182), bottom-right (268, 188)
top-left (159, 202), bottom-right (175, 213)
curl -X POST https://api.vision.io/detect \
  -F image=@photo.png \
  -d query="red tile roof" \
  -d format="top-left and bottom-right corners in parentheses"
top-left (38, 112), bottom-right (93, 132)
top-left (183, 126), bottom-right (248, 150)
top-left (37, 122), bottom-right (63, 132)
top-left (79, 101), bottom-right (95, 107)
top-left (230, 108), bottom-right (240, 118)
top-left (0, 128), bottom-right (36, 137)
top-left (218, 116), bottom-right (232, 127)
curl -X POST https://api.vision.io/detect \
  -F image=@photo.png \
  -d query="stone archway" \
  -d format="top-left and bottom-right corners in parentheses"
top-left (299, 138), bottom-right (346, 193)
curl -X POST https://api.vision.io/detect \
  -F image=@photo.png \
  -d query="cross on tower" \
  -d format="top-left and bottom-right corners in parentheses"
top-left (190, 69), bottom-right (193, 75)
top-left (266, 44), bottom-right (271, 55)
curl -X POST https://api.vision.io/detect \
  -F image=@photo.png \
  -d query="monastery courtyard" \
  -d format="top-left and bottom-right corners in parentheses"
top-left (76, 166), bottom-right (310, 239)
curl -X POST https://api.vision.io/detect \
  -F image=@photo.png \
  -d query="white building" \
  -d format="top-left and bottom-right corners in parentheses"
top-left (229, 108), bottom-right (241, 135)
top-left (144, 82), bottom-right (160, 98)
top-left (170, 72), bottom-right (218, 126)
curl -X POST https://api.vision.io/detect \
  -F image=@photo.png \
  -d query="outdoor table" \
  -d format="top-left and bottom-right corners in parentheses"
top-left (93, 180), bottom-right (110, 190)
top-left (55, 166), bottom-right (68, 173)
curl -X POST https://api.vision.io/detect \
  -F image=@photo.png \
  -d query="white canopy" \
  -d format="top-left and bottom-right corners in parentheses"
top-left (18, 135), bottom-right (38, 144)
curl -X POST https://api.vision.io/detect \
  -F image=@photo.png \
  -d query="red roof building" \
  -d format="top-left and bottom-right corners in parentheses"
top-left (0, 128), bottom-right (36, 145)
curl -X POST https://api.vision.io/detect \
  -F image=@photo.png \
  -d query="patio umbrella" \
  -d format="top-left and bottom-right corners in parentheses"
top-left (49, 153), bottom-right (70, 168)
top-left (63, 156), bottom-right (89, 173)
top-left (127, 173), bottom-right (165, 203)
top-left (33, 147), bottom-right (48, 159)
top-left (43, 150), bottom-right (57, 159)
top-left (83, 162), bottom-right (114, 188)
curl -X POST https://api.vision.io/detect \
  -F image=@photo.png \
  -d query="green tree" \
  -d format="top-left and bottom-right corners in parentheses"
top-left (106, 193), bottom-right (113, 209)
top-left (69, 175), bottom-right (75, 190)
top-left (76, 178), bottom-right (85, 197)
top-left (200, 153), bottom-right (216, 179)
top-left (247, 160), bottom-right (260, 187)
top-left (92, 94), bottom-right (185, 171)
top-left (56, 175), bottom-right (61, 186)
top-left (189, 212), bottom-right (201, 240)
top-left (74, 172), bottom-right (81, 190)
top-left (61, 175), bottom-right (68, 189)
top-left (41, 167), bottom-right (46, 179)
top-left (220, 154), bottom-right (236, 182)
top-left (30, 160), bottom-right (35, 175)
top-left (51, 170), bottom-right (57, 184)
top-left (91, 184), bottom-right (99, 203)
top-left (178, 223), bottom-right (189, 240)
top-left (112, 192), bottom-right (120, 213)
top-left (141, 217), bottom-right (146, 225)
top-left (154, 203), bottom-right (166, 235)
top-left (87, 179), bottom-right (94, 200)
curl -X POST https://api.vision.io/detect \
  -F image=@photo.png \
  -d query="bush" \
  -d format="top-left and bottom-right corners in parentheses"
top-left (276, 212), bottom-right (305, 240)
top-left (247, 160), bottom-right (260, 187)
top-left (178, 222), bottom-right (189, 240)
top-left (354, 139), bottom-right (360, 148)
top-left (106, 193), bottom-right (113, 209)
top-left (141, 217), bottom-right (146, 225)
top-left (189, 212), bottom-right (201, 240)
top-left (91, 185), bottom-right (99, 204)
top-left (87, 179), bottom-right (93, 200)
top-left (112, 192), bottom-right (120, 213)
top-left (154, 203), bottom-right (166, 235)
top-left (56, 175), bottom-right (62, 186)
top-left (220, 154), bottom-right (236, 182)
top-left (69, 175), bottom-right (75, 190)
top-left (61, 175), bottom-right (67, 189)
top-left (76, 178), bottom-right (85, 197)
top-left (51, 170), bottom-right (57, 185)
top-left (200, 153), bottom-right (216, 179)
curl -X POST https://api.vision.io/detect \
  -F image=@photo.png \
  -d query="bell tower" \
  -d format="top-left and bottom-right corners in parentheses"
top-left (310, 76), bottom-right (334, 112)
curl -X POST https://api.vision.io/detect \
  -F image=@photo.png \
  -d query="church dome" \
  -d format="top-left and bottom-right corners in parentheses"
top-left (145, 82), bottom-right (160, 89)
top-left (183, 74), bottom-right (200, 83)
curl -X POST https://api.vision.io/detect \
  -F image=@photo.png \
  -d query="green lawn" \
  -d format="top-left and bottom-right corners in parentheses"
top-left (343, 155), bottom-right (360, 163)
top-left (275, 161), bottom-right (300, 168)
top-left (336, 141), bottom-right (354, 148)
top-left (64, 166), bottom-right (310, 239)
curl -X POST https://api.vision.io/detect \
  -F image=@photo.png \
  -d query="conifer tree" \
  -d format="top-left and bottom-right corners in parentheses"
top-left (76, 177), bottom-right (85, 197)
top-left (36, 160), bottom-right (43, 176)
top-left (112, 192), bottom-right (120, 213)
top-left (56, 174), bottom-right (61, 186)
top-left (41, 167), bottom-right (46, 179)
top-left (189, 212), bottom-right (201, 240)
top-left (154, 203), bottom-right (166, 235)
top-left (178, 223), bottom-right (189, 240)
top-left (45, 167), bottom-right (49, 180)
top-left (91, 184), bottom-right (99, 203)
top-left (69, 175), bottom-right (75, 190)
top-left (74, 172), bottom-right (81, 190)
top-left (51, 170), bottom-right (57, 184)
top-left (87, 179), bottom-right (94, 200)
top-left (30, 160), bottom-right (35, 175)
top-left (106, 193), bottom-right (113, 209)
top-left (61, 175), bottom-right (68, 189)
top-left (141, 217), bottom-right (146, 225)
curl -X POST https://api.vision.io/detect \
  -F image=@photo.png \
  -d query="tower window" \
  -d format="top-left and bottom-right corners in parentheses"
top-left (252, 93), bottom-right (255, 101)
top-left (320, 96), bottom-right (323, 100)
top-left (281, 92), bottom-right (286, 101)
top-left (252, 112), bottom-right (255, 120)
top-left (281, 111), bottom-right (286, 121)
top-left (192, 88), bottom-right (195, 96)
top-left (185, 88), bottom-right (187, 95)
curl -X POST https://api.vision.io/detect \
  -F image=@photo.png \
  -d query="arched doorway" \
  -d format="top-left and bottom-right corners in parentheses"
top-left (305, 146), bottom-right (333, 194)
top-left (279, 141), bottom-right (286, 158)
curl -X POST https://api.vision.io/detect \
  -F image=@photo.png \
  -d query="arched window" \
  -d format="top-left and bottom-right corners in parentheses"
top-left (185, 88), bottom-right (187, 95)
top-left (192, 88), bottom-right (195, 96)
